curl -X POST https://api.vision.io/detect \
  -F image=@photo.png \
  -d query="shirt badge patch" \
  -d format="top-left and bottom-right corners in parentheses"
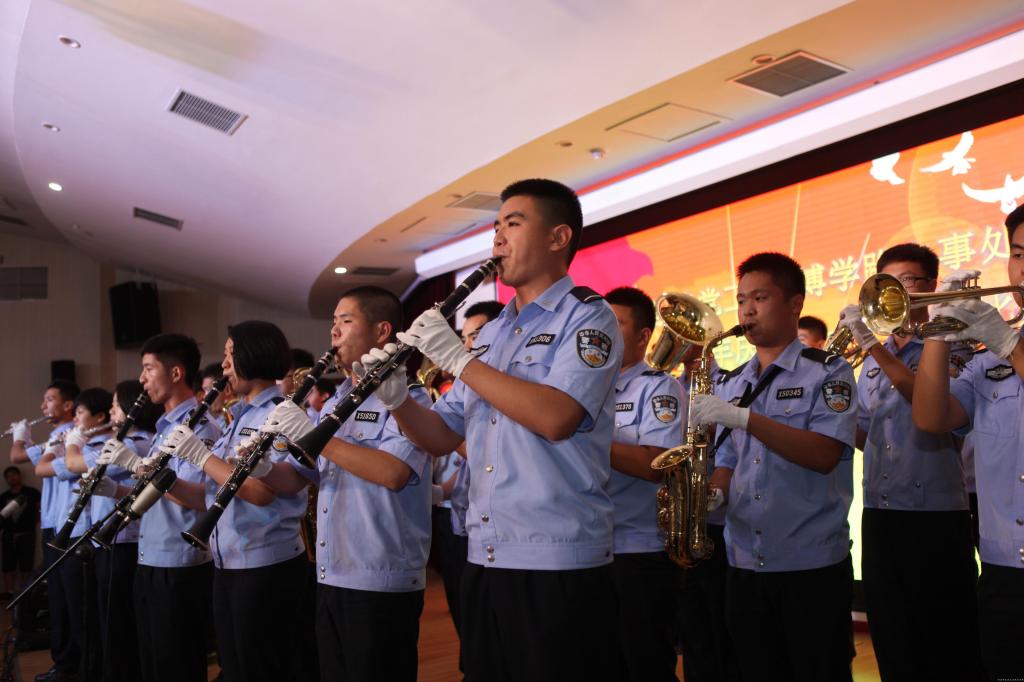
top-left (526, 333), bottom-right (556, 347)
top-left (985, 365), bottom-right (1014, 382)
top-left (651, 395), bottom-right (679, 423)
top-left (355, 411), bottom-right (380, 422)
top-left (821, 380), bottom-right (853, 413)
top-left (775, 387), bottom-right (803, 400)
top-left (576, 329), bottom-right (612, 368)
top-left (866, 367), bottom-right (880, 379)
top-left (615, 402), bottom-right (634, 412)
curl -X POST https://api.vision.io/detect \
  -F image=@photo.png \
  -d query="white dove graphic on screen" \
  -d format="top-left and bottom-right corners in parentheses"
top-left (870, 152), bottom-right (905, 185)
top-left (961, 174), bottom-right (1024, 214)
top-left (920, 131), bottom-right (975, 176)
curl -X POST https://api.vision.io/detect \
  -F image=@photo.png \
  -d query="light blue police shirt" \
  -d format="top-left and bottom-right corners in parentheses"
top-left (715, 339), bottom-right (857, 572)
top-left (433, 276), bottom-right (623, 570)
top-left (207, 386), bottom-right (307, 570)
top-left (949, 338), bottom-right (1024, 569)
top-left (291, 382), bottom-right (433, 592)
top-left (609, 361), bottom-right (684, 554)
top-left (138, 398), bottom-right (220, 568)
top-left (51, 434), bottom-right (108, 538)
top-left (85, 432), bottom-right (152, 544)
top-left (449, 461), bottom-right (469, 537)
top-left (857, 337), bottom-right (969, 511)
top-left (26, 422), bottom-right (74, 530)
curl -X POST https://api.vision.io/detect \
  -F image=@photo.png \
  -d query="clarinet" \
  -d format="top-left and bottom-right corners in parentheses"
top-left (288, 257), bottom-right (499, 465)
top-left (48, 394), bottom-right (151, 551)
top-left (181, 349), bottom-right (335, 550)
top-left (93, 377), bottom-right (228, 548)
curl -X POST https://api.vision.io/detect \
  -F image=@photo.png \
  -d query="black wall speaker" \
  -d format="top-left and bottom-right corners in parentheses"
top-left (50, 359), bottom-right (75, 384)
top-left (109, 281), bottom-right (161, 349)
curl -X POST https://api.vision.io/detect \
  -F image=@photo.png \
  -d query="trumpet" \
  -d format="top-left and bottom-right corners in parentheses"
top-left (2, 416), bottom-right (49, 439)
top-left (823, 324), bottom-right (868, 369)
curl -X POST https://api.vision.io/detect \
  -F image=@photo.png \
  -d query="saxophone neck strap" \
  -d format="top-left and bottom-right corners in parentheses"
top-left (711, 364), bottom-right (784, 455)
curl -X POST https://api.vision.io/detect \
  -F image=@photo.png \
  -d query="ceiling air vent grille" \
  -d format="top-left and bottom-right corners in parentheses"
top-left (168, 90), bottom-right (247, 134)
top-left (350, 266), bottom-right (400, 277)
top-left (447, 192), bottom-right (502, 212)
top-left (730, 51), bottom-right (847, 97)
top-left (134, 207), bottom-right (183, 231)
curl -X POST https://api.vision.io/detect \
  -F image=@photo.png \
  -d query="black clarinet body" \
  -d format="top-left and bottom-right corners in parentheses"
top-left (181, 349), bottom-right (335, 550)
top-left (93, 377), bottom-right (228, 548)
top-left (289, 257), bottom-right (499, 465)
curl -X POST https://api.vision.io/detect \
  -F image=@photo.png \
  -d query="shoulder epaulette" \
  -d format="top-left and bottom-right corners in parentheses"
top-left (801, 347), bottom-right (839, 365)
top-left (717, 361), bottom-right (748, 383)
top-left (128, 434), bottom-right (148, 442)
top-left (270, 396), bottom-right (286, 405)
top-left (641, 369), bottom-right (665, 377)
top-left (570, 286), bottom-right (603, 304)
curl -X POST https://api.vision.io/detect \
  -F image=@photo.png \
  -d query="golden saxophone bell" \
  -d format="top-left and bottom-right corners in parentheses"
top-left (416, 357), bottom-right (452, 402)
top-left (646, 292), bottom-right (725, 374)
top-left (650, 444), bottom-right (689, 471)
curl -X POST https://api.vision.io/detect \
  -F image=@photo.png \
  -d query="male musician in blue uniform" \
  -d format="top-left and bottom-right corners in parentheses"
top-left (694, 252), bottom-right (858, 682)
top-left (380, 178), bottom-right (624, 681)
top-left (95, 334), bottom-right (221, 682)
top-left (604, 286), bottom-right (685, 681)
top-left (156, 321), bottom-right (317, 682)
top-left (256, 287), bottom-right (433, 682)
top-left (798, 315), bottom-right (828, 349)
top-left (9, 380), bottom-right (78, 682)
top-left (839, 243), bottom-right (981, 681)
top-left (913, 204), bottom-right (1024, 681)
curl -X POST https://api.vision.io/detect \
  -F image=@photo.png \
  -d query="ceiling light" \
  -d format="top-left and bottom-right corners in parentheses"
top-left (48, 182), bottom-right (63, 192)
top-left (556, 140), bottom-right (573, 148)
top-left (42, 123), bottom-right (60, 132)
top-left (589, 147), bottom-right (606, 160)
top-left (58, 36), bottom-right (81, 49)
top-left (333, 266), bottom-right (348, 275)
top-left (752, 54), bottom-right (774, 65)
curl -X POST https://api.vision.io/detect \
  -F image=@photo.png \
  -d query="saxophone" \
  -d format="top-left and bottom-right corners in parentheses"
top-left (651, 323), bottom-right (745, 567)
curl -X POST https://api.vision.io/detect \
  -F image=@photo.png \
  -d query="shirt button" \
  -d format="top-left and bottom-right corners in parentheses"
top-left (753, 457), bottom-right (761, 464)
top-left (882, 474), bottom-right (888, 480)
top-left (490, 417), bottom-right (497, 425)
top-left (139, 551), bottom-right (144, 557)
top-left (1016, 519), bottom-right (1023, 526)
top-left (914, 481), bottom-right (921, 488)
top-left (886, 444), bottom-right (892, 450)
top-left (890, 385), bottom-right (896, 391)
top-left (481, 515), bottom-right (490, 522)
top-left (356, 431), bottom-right (363, 438)
top-left (881, 494), bottom-right (888, 500)
top-left (1019, 474), bottom-right (1024, 483)
top-left (322, 507), bottom-right (328, 514)
top-left (755, 529), bottom-right (762, 535)
top-left (754, 494), bottom-right (762, 500)
top-left (320, 565), bottom-right (326, 572)
top-left (514, 328), bottom-right (522, 335)
top-left (485, 465), bottom-right (494, 473)
top-left (758, 561), bottom-right (765, 568)
top-left (320, 573), bottom-right (325, 580)
top-left (485, 545), bottom-right (494, 553)
top-left (525, 355), bottom-right (532, 362)
top-left (993, 392), bottom-right (999, 399)
top-left (487, 555), bottom-right (495, 562)
top-left (784, 407), bottom-right (791, 414)
top-left (319, 540), bottom-right (326, 547)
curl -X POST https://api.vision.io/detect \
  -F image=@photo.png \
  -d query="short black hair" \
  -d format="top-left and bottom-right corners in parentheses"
top-left (464, 300), bottom-right (505, 323)
top-left (876, 243), bottom-right (939, 280)
top-left (1006, 204), bottom-right (1024, 241)
top-left (47, 380), bottom-right (80, 404)
top-left (340, 287), bottom-right (403, 341)
top-left (228, 321), bottom-right (292, 382)
top-left (605, 286), bottom-right (656, 332)
top-left (114, 380), bottom-right (161, 433)
top-left (195, 363), bottom-right (223, 392)
top-left (73, 387), bottom-right (113, 421)
top-left (314, 378), bottom-right (335, 398)
top-left (5, 466), bottom-right (21, 477)
top-left (500, 178), bottom-right (583, 266)
top-left (737, 252), bottom-right (805, 299)
top-left (290, 348), bottom-right (315, 371)
top-left (140, 333), bottom-right (201, 387)
top-left (798, 316), bottom-right (828, 340)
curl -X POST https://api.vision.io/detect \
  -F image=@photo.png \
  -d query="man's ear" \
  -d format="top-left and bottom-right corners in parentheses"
top-left (550, 223), bottom-right (572, 255)
top-left (169, 364), bottom-right (185, 385)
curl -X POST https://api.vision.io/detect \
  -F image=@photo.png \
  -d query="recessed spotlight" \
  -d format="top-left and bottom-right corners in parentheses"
top-left (42, 123), bottom-right (61, 132)
top-left (752, 54), bottom-right (773, 65)
top-left (375, 238), bottom-right (388, 243)
top-left (334, 266), bottom-right (348, 275)
top-left (589, 147), bottom-right (606, 160)
top-left (48, 182), bottom-right (63, 192)
top-left (58, 36), bottom-right (81, 49)
top-left (556, 140), bottom-right (573, 148)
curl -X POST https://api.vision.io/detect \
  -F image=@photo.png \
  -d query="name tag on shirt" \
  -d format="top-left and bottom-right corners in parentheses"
top-left (615, 402), bottom-right (634, 412)
top-left (355, 411), bottom-right (380, 423)
top-left (775, 387), bottom-right (804, 400)
top-left (526, 333), bottom-right (556, 347)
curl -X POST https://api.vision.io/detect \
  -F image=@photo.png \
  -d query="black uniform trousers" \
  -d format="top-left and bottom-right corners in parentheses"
top-left (94, 543), bottom-right (140, 682)
top-left (59, 539), bottom-right (102, 682)
top-left (677, 523), bottom-right (740, 682)
top-left (134, 562), bottom-right (213, 682)
top-left (42, 528), bottom-right (78, 675)
top-left (460, 562), bottom-right (621, 682)
top-left (611, 551), bottom-right (680, 682)
top-left (2, 528), bottom-right (35, 573)
top-left (213, 554), bottom-right (318, 682)
top-left (861, 508), bottom-right (983, 682)
top-left (977, 562), bottom-right (1024, 681)
top-left (726, 555), bottom-right (854, 682)
top-left (431, 507), bottom-right (468, 636)
top-left (316, 583), bottom-right (424, 682)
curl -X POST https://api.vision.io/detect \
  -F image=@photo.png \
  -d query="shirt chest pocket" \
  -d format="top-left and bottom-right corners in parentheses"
top-left (614, 404), bottom-right (641, 444)
top-left (341, 413), bottom-right (387, 445)
top-left (974, 380), bottom-right (1020, 437)
top-left (764, 390), bottom-right (813, 427)
top-left (507, 347), bottom-right (554, 383)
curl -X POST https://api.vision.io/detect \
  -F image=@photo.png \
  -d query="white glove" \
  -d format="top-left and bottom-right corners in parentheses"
top-left (690, 393), bottom-right (750, 431)
top-left (97, 438), bottom-right (140, 471)
top-left (935, 299), bottom-right (1021, 359)
top-left (938, 269), bottom-right (981, 292)
top-left (260, 401), bottom-right (314, 442)
top-left (707, 487), bottom-right (725, 512)
top-left (226, 452), bottom-right (273, 479)
top-left (159, 424), bottom-right (213, 470)
top-left (43, 439), bottom-right (63, 458)
top-left (397, 309), bottom-right (474, 378)
top-left (353, 344), bottom-right (409, 411)
top-left (132, 455), bottom-right (159, 477)
top-left (85, 470), bottom-right (118, 498)
top-left (64, 427), bottom-right (88, 450)
top-left (10, 420), bottom-right (31, 444)
top-left (839, 304), bottom-right (878, 352)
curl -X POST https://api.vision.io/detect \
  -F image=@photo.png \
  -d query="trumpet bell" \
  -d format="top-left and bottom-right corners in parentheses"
top-left (651, 444), bottom-right (691, 470)
top-left (646, 293), bottom-right (724, 373)
top-left (860, 273), bottom-right (910, 335)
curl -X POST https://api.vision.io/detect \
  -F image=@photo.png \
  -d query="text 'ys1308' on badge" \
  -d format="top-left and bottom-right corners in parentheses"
top-left (576, 329), bottom-right (612, 368)
top-left (821, 380), bottom-right (852, 412)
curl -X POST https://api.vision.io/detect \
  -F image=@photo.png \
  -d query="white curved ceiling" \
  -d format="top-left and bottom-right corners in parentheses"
top-left (1, 0), bottom-right (1021, 314)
